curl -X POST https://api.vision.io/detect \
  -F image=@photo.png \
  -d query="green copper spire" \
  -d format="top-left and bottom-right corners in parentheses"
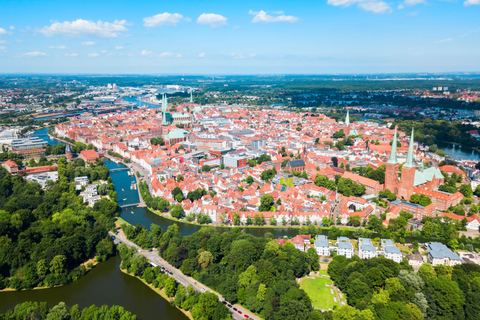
top-left (345, 110), bottom-right (350, 126)
top-left (404, 129), bottom-right (415, 168)
top-left (162, 94), bottom-right (168, 125)
top-left (387, 127), bottom-right (398, 164)
top-left (190, 91), bottom-right (193, 103)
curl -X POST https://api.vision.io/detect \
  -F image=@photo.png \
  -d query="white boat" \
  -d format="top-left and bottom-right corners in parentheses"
top-left (123, 198), bottom-right (127, 201)
top-left (122, 188), bottom-right (125, 191)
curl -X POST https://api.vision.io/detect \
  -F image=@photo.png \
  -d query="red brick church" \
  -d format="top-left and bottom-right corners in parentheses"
top-left (385, 128), bottom-right (444, 200)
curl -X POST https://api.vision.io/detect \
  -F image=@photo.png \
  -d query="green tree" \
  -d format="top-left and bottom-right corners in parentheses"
top-left (49, 255), bottom-right (67, 276)
top-left (259, 194), bottom-right (274, 212)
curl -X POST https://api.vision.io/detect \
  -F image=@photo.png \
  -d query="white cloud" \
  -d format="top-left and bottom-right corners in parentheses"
top-left (327, 0), bottom-right (393, 13)
top-left (9, 26), bottom-right (14, 30)
top-left (464, 0), bottom-right (480, 5)
top-left (434, 38), bottom-right (453, 43)
top-left (64, 53), bottom-right (79, 57)
top-left (82, 41), bottom-right (95, 46)
top-left (143, 12), bottom-right (189, 27)
top-left (405, 0), bottom-right (426, 5)
top-left (0, 28), bottom-right (7, 34)
top-left (197, 13), bottom-right (227, 28)
top-left (199, 52), bottom-right (206, 58)
top-left (38, 19), bottom-right (129, 38)
top-left (49, 45), bottom-right (67, 49)
top-left (141, 50), bottom-right (155, 57)
top-left (0, 46), bottom-right (6, 51)
top-left (19, 51), bottom-right (47, 57)
top-left (0, 40), bottom-right (6, 44)
top-left (88, 53), bottom-right (99, 57)
top-left (115, 46), bottom-right (123, 50)
top-left (229, 53), bottom-right (256, 59)
top-left (249, 10), bottom-right (299, 23)
top-left (406, 11), bottom-right (418, 16)
top-left (141, 50), bottom-right (181, 58)
top-left (16, 39), bottom-right (23, 43)
top-left (101, 50), bottom-right (108, 54)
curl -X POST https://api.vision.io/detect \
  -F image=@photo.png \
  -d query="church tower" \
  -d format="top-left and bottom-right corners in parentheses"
top-left (162, 94), bottom-right (168, 126)
top-left (65, 143), bottom-right (73, 161)
top-left (345, 110), bottom-right (350, 136)
top-left (398, 129), bottom-right (416, 200)
top-left (384, 127), bottom-right (400, 194)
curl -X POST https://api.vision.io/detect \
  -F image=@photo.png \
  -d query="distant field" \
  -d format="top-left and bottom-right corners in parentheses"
top-left (300, 275), bottom-right (344, 310)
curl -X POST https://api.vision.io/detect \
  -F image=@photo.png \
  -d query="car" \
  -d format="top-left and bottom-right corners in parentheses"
top-left (244, 315), bottom-right (249, 319)
top-left (227, 304), bottom-right (232, 308)
top-left (238, 310), bottom-right (242, 314)
top-left (233, 308), bottom-right (237, 311)
top-left (222, 301), bottom-right (227, 304)
top-left (169, 272), bottom-right (173, 275)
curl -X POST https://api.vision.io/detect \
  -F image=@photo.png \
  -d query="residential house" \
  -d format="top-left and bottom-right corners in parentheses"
top-left (314, 235), bottom-right (331, 256)
top-left (427, 242), bottom-right (463, 266)
top-left (358, 238), bottom-right (377, 260)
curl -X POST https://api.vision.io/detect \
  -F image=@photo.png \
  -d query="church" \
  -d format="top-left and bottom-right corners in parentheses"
top-left (384, 128), bottom-right (444, 200)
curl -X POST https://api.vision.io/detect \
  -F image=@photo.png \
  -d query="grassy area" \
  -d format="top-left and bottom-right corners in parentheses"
top-left (300, 276), bottom-right (344, 311)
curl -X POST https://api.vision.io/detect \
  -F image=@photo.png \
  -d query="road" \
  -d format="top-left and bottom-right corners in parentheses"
top-left (110, 230), bottom-right (255, 320)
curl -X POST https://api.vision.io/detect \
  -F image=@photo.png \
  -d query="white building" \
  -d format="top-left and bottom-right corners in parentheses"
top-left (74, 176), bottom-right (89, 190)
top-left (384, 246), bottom-right (403, 263)
top-left (427, 242), bottom-right (463, 266)
top-left (336, 237), bottom-right (353, 258)
top-left (314, 235), bottom-right (331, 256)
top-left (358, 238), bottom-right (377, 260)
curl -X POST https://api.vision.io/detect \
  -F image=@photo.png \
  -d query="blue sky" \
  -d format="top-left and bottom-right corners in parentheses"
top-left (0, 0), bottom-right (479, 74)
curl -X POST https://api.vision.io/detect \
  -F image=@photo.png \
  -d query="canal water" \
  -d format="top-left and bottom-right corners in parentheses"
top-left (0, 257), bottom-right (188, 320)
top-left (29, 127), bottom-right (62, 146)
top-left (436, 142), bottom-right (480, 161)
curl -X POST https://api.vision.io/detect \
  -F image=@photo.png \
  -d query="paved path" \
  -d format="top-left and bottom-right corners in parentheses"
top-left (110, 229), bottom-right (255, 320)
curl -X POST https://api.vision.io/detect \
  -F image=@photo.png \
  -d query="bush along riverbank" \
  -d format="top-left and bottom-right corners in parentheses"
top-left (0, 301), bottom-right (138, 319)
top-left (118, 244), bottom-right (230, 320)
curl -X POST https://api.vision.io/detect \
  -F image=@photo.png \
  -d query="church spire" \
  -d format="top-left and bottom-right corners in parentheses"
top-left (162, 94), bottom-right (168, 126)
top-left (404, 129), bottom-right (415, 168)
top-left (345, 110), bottom-right (350, 126)
top-left (190, 91), bottom-right (193, 103)
top-left (387, 127), bottom-right (398, 164)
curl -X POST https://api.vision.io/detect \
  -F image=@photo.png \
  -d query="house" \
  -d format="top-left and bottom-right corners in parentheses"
top-left (384, 245), bottom-right (403, 263)
top-left (2, 160), bottom-right (19, 174)
top-left (314, 235), bottom-right (331, 256)
top-left (336, 237), bottom-right (353, 258)
top-left (74, 176), bottom-right (89, 190)
top-left (358, 238), bottom-right (377, 259)
top-left (285, 159), bottom-right (306, 173)
top-left (291, 234), bottom-right (311, 252)
top-left (80, 150), bottom-right (100, 163)
top-left (427, 242), bottom-right (463, 266)
top-left (406, 252), bottom-right (424, 268)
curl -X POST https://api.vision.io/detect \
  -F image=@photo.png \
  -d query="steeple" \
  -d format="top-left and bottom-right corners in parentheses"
top-left (190, 91), bottom-right (193, 103)
top-left (65, 143), bottom-right (71, 153)
top-left (387, 127), bottom-right (398, 164)
top-left (345, 110), bottom-right (350, 126)
top-left (404, 129), bottom-right (415, 168)
top-left (162, 94), bottom-right (168, 126)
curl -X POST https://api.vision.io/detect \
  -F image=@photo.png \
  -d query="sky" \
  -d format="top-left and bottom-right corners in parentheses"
top-left (0, 0), bottom-right (479, 74)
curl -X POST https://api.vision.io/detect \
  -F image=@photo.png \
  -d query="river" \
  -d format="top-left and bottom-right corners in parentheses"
top-left (0, 257), bottom-right (187, 320)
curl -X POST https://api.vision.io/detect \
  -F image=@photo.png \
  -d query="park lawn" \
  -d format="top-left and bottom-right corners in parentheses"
top-left (300, 277), bottom-right (340, 310)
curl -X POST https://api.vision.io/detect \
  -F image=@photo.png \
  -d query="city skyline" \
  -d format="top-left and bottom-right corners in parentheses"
top-left (0, 0), bottom-right (480, 74)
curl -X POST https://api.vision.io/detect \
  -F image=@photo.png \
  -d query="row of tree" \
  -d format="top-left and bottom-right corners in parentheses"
top-left (0, 301), bottom-right (137, 320)
top-left (118, 243), bottom-right (231, 320)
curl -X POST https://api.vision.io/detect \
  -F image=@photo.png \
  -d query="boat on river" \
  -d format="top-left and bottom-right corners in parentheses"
top-left (123, 198), bottom-right (127, 201)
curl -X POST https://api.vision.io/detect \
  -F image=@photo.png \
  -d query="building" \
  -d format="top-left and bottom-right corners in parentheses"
top-left (427, 242), bottom-right (462, 266)
top-left (384, 245), bottom-right (402, 263)
top-left (65, 143), bottom-right (73, 160)
top-left (285, 159), bottom-right (306, 173)
top-left (80, 150), bottom-right (99, 163)
top-left (358, 238), bottom-right (377, 259)
top-left (406, 253), bottom-right (424, 268)
top-left (74, 176), bottom-right (89, 190)
top-left (291, 235), bottom-right (311, 252)
top-left (2, 160), bottom-right (19, 174)
top-left (336, 237), bottom-right (353, 258)
top-left (11, 137), bottom-right (48, 151)
top-left (385, 128), bottom-right (443, 200)
top-left (24, 171), bottom-right (58, 189)
top-left (314, 235), bottom-right (331, 256)
top-left (223, 153), bottom-right (247, 168)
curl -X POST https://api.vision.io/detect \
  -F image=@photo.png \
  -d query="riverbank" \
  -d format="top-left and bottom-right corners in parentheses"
top-left (120, 267), bottom-right (194, 320)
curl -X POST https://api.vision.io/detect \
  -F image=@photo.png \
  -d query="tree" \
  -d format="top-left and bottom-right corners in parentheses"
top-left (164, 277), bottom-right (177, 297)
top-left (460, 184), bottom-right (473, 198)
top-left (246, 176), bottom-right (254, 185)
top-left (232, 212), bottom-right (241, 225)
top-left (49, 255), bottom-right (67, 276)
top-left (198, 251), bottom-right (214, 269)
top-left (202, 165), bottom-right (211, 172)
top-left (333, 129), bottom-right (345, 139)
top-left (270, 215), bottom-right (277, 226)
top-left (259, 194), bottom-right (274, 212)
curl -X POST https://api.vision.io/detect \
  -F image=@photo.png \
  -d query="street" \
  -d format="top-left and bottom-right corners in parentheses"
top-left (110, 230), bottom-right (254, 320)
